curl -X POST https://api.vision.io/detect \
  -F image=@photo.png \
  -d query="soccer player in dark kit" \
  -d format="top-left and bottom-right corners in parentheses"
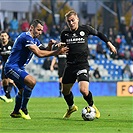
top-left (61, 10), bottom-right (117, 119)
top-left (0, 31), bottom-right (16, 103)
top-left (50, 54), bottom-right (66, 97)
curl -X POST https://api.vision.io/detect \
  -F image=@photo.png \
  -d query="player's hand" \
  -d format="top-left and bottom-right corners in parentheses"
top-left (107, 41), bottom-right (117, 54)
top-left (48, 39), bottom-right (57, 46)
top-left (57, 46), bottom-right (69, 55)
top-left (55, 42), bottom-right (66, 47)
top-left (110, 45), bottom-right (117, 54)
top-left (50, 66), bottom-right (54, 71)
top-left (47, 39), bottom-right (57, 51)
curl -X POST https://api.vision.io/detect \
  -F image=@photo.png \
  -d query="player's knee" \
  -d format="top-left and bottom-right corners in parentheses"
top-left (80, 88), bottom-right (89, 96)
top-left (29, 79), bottom-right (36, 88)
top-left (25, 78), bottom-right (36, 89)
top-left (24, 75), bottom-right (36, 89)
top-left (8, 79), bottom-right (14, 84)
top-left (62, 83), bottom-right (73, 95)
top-left (2, 79), bottom-right (8, 85)
top-left (62, 89), bottom-right (69, 95)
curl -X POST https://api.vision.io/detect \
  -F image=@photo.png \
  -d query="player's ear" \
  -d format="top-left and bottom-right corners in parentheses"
top-left (30, 25), bottom-right (34, 29)
top-left (76, 16), bottom-right (79, 22)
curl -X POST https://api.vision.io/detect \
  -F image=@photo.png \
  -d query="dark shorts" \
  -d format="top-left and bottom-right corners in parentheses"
top-left (58, 63), bottom-right (66, 78)
top-left (62, 63), bottom-right (90, 84)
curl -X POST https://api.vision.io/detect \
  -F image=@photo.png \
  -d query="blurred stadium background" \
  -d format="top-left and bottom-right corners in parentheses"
top-left (0, 0), bottom-right (133, 97)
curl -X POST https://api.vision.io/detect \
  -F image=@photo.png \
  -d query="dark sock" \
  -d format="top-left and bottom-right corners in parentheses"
top-left (14, 93), bottom-right (22, 113)
top-left (5, 83), bottom-right (13, 98)
top-left (59, 82), bottom-right (62, 97)
top-left (64, 91), bottom-right (74, 107)
top-left (21, 86), bottom-right (32, 110)
top-left (83, 91), bottom-right (94, 106)
top-left (3, 86), bottom-right (8, 93)
top-left (3, 86), bottom-right (8, 97)
top-left (21, 108), bottom-right (28, 115)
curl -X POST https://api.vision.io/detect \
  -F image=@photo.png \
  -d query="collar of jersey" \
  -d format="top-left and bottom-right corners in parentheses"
top-left (26, 31), bottom-right (32, 37)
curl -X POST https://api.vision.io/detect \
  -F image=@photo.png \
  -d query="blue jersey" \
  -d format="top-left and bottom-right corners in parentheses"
top-left (5, 32), bottom-right (41, 69)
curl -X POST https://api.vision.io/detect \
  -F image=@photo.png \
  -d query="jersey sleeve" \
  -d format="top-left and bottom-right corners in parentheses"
top-left (60, 30), bottom-right (66, 43)
top-left (86, 25), bottom-right (109, 43)
top-left (25, 36), bottom-right (41, 47)
top-left (24, 36), bottom-right (34, 47)
top-left (86, 25), bottom-right (98, 35)
top-left (36, 39), bottom-right (41, 47)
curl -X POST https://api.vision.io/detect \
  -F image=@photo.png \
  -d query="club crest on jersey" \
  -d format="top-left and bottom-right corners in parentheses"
top-left (8, 46), bottom-right (12, 50)
top-left (80, 31), bottom-right (85, 36)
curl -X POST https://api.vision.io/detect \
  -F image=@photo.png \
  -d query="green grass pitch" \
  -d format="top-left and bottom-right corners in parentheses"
top-left (0, 96), bottom-right (132, 133)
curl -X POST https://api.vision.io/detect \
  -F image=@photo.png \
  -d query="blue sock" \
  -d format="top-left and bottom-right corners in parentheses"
top-left (21, 86), bottom-right (32, 110)
top-left (14, 93), bottom-right (22, 113)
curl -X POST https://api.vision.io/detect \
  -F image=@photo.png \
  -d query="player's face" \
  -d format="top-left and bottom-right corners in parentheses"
top-left (32, 23), bottom-right (43, 38)
top-left (66, 14), bottom-right (79, 31)
top-left (0, 33), bottom-right (9, 44)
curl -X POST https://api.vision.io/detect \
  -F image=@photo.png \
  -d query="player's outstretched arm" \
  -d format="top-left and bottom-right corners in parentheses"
top-left (96, 31), bottom-right (117, 54)
top-left (29, 44), bottom-right (69, 58)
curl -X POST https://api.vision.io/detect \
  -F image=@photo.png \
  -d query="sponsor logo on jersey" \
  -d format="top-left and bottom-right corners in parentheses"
top-left (72, 33), bottom-right (77, 37)
top-left (65, 33), bottom-right (69, 36)
top-left (66, 38), bottom-right (85, 43)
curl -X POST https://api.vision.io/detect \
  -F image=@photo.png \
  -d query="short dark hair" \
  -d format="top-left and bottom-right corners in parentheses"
top-left (30, 19), bottom-right (44, 27)
top-left (0, 30), bottom-right (8, 35)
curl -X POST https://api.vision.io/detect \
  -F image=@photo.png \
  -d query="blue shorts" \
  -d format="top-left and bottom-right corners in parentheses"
top-left (4, 67), bottom-right (29, 88)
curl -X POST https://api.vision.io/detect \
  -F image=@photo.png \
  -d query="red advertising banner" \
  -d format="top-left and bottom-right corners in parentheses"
top-left (117, 82), bottom-right (133, 96)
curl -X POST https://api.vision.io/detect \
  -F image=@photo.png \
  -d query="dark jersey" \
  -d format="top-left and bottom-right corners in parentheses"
top-left (0, 40), bottom-right (13, 79)
top-left (61, 25), bottom-right (109, 65)
top-left (0, 40), bottom-right (13, 63)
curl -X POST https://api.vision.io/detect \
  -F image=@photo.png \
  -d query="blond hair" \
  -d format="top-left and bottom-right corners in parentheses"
top-left (65, 10), bottom-right (77, 19)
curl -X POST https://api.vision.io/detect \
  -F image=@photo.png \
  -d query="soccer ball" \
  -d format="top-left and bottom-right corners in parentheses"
top-left (81, 106), bottom-right (96, 121)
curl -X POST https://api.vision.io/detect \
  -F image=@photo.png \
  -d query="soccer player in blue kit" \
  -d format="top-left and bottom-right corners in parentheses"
top-left (4, 19), bottom-right (68, 120)
top-left (61, 10), bottom-right (117, 119)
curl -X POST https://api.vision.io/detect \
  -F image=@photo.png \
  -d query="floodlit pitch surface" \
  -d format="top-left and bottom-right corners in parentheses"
top-left (0, 96), bottom-right (132, 133)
